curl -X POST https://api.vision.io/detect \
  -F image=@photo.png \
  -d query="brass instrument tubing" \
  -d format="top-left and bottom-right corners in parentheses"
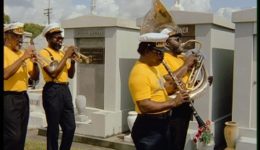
top-left (162, 60), bottom-right (206, 128)
top-left (61, 45), bottom-right (91, 63)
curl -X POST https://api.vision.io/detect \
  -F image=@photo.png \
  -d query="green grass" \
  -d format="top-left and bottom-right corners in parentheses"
top-left (25, 140), bottom-right (81, 150)
top-left (25, 140), bottom-right (45, 150)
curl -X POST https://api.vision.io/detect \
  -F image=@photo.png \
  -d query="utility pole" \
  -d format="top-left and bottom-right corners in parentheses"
top-left (172, 0), bottom-right (184, 10)
top-left (44, 0), bottom-right (52, 24)
top-left (91, 0), bottom-right (96, 15)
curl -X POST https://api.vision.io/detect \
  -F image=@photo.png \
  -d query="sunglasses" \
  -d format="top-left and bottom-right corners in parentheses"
top-left (52, 36), bottom-right (64, 41)
top-left (169, 36), bottom-right (181, 42)
top-left (151, 49), bottom-right (163, 56)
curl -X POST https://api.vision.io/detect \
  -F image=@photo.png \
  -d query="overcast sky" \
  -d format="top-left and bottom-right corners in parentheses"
top-left (4, 0), bottom-right (256, 25)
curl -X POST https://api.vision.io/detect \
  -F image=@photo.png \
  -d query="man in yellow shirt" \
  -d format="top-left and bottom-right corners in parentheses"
top-left (4, 22), bottom-right (39, 150)
top-left (39, 23), bottom-right (77, 150)
top-left (128, 32), bottom-right (190, 150)
top-left (157, 25), bottom-right (197, 150)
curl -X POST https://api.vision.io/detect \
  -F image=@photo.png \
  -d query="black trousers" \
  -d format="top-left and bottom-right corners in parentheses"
top-left (167, 103), bottom-right (193, 150)
top-left (42, 82), bottom-right (76, 150)
top-left (4, 91), bottom-right (29, 150)
top-left (131, 112), bottom-right (170, 150)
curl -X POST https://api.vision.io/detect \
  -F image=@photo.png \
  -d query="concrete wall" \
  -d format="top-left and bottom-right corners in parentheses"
top-left (232, 22), bottom-right (256, 128)
top-left (61, 16), bottom-right (140, 137)
top-left (231, 8), bottom-right (257, 149)
top-left (104, 27), bottom-right (139, 132)
top-left (193, 23), bottom-right (235, 147)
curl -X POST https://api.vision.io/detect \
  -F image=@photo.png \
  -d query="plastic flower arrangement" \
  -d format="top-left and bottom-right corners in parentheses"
top-left (193, 120), bottom-right (214, 145)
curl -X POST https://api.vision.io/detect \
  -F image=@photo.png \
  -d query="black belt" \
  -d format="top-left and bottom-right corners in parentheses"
top-left (46, 82), bottom-right (69, 86)
top-left (138, 111), bottom-right (171, 119)
top-left (4, 91), bottom-right (27, 95)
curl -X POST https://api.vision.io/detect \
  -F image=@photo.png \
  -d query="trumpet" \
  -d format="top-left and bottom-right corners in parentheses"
top-left (33, 52), bottom-right (52, 66)
top-left (28, 49), bottom-right (58, 73)
top-left (21, 40), bottom-right (59, 72)
top-left (61, 45), bottom-right (92, 64)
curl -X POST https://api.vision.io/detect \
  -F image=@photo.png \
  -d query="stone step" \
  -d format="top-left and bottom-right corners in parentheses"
top-left (236, 136), bottom-right (257, 150)
top-left (38, 128), bottom-right (135, 150)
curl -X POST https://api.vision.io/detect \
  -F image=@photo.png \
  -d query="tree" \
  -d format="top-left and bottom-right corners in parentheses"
top-left (24, 23), bottom-right (44, 39)
top-left (3, 14), bottom-right (44, 39)
top-left (4, 14), bottom-right (10, 24)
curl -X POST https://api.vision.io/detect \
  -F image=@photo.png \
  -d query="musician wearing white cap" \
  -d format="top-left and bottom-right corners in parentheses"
top-left (157, 25), bottom-right (197, 150)
top-left (128, 32), bottom-right (190, 150)
top-left (39, 23), bottom-right (76, 150)
top-left (4, 22), bottom-right (39, 150)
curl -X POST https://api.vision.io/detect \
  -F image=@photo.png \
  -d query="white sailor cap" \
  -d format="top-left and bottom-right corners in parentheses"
top-left (139, 33), bottom-right (169, 51)
top-left (4, 22), bottom-right (24, 35)
top-left (160, 26), bottom-right (183, 37)
top-left (42, 23), bottom-right (63, 37)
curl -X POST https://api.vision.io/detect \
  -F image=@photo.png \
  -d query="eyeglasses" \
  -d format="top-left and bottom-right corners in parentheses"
top-left (169, 36), bottom-right (181, 42)
top-left (151, 49), bottom-right (163, 56)
top-left (52, 36), bottom-right (64, 41)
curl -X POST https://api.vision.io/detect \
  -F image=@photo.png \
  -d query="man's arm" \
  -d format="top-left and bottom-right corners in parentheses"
top-left (174, 54), bottom-right (197, 78)
top-left (68, 60), bottom-right (75, 78)
top-left (163, 54), bottom-right (197, 93)
top-left (43, 46), bottom-right (75, 78)
top-left (137, 90), bottom-right (189, 114)
top-left (4, 48), bottom-right (34, 80)
top-left (29, 62), bottom-right (40, 81)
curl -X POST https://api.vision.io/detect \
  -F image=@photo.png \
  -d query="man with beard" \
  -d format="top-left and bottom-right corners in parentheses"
top-left (157, 25), bottom-right (197, 150)
top-left (128, 32), bottom-right (190, 150)
top-left (40, 23), bottom-right (77, 150)
top-left (4, 22), bottom-right (39, 150)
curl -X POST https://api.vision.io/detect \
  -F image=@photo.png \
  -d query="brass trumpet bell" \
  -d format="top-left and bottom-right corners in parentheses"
top-left (62, 45), bottom-right (92, 64)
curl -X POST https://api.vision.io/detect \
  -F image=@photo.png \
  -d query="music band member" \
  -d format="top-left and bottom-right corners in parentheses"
top-left (40, 23), bottom-right (77, 150)
top-left (157, 25), bottom-right (197, 150)
top-left (4, 22), bottom-right (39, 150)
top-left (128, 32), bottom-right (190, 150)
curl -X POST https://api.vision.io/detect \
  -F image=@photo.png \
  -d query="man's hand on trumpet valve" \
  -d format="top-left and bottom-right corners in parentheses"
top-left (22, 44), bottom-right (36, 61)
top-left (64, 45), bottom-right (77, 58)
top-left (70, 53), bottom-right (81, 62)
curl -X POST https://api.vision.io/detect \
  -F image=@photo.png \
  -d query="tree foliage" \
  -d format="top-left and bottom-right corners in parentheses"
top-left (4, 14), bottom-right (10, 24)
top-left (4, 13), bottom-right (44, 39)
top-left (24, 23), bottom-right (44, 39)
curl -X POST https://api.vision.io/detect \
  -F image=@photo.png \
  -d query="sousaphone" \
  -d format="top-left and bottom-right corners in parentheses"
top-left (140, 0), bottom-right (213, 128)
top-left (140, 0), bottom-right (176, 34)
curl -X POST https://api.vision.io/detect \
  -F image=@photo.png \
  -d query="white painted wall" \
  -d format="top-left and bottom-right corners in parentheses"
top-left (232, 8), bottom-right (256, 129)
top-left (231, 8), bottom-right (257, 150)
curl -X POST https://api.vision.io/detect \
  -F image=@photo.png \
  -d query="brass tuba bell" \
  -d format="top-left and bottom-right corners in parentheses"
top-left (140, 0), bottom-right (177, 35)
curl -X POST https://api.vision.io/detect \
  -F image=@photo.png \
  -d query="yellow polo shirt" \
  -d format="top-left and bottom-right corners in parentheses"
top-left (128, 61), bottom-right (169, 114)
top-left (39, 47), bottom-right (71, 83)
top-left (4, 46), bottom-right (33, 91)
top-left (157, 52), bottom-right (189, 83)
